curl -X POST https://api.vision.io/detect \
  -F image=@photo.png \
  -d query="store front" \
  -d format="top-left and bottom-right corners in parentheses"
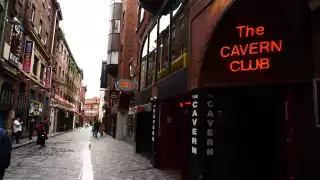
top-left (187, 0), bottom-right (315, 179)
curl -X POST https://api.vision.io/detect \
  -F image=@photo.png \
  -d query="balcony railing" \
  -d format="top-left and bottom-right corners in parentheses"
top-left (158, 52), bottom-right (187, 80)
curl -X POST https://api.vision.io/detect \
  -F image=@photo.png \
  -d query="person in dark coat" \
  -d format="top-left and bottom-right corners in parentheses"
top-left (0, 127), bottom-right (12, 180)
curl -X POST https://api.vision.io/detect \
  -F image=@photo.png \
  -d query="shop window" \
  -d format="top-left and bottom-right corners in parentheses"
top-left (140, 37), bottom-right (148, 89)
top-left (32, 56), bottom-right (39, 76)
top-left (147, 24), bottom-right (158, 86)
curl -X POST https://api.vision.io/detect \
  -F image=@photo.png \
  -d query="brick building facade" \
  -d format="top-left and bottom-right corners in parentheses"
top-left (0, 0), bottom-right (62, 136)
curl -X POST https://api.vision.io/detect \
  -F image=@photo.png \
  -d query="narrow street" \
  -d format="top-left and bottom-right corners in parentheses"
top-left (4, 129), bottom-right (180, 180)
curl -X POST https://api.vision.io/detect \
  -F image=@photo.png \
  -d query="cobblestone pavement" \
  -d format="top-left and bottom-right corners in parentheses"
top-left (4, 128), bottom-right (180, 180)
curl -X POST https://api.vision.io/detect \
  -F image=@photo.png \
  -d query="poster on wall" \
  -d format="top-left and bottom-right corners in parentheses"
top-left (45, 66), bottom-right (52, 89)
top-left (22, 40), bottom-right (34, 73)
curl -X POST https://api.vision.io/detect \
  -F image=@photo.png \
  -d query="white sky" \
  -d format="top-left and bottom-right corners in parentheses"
top-left (59, 0), bottom-right (110, 98)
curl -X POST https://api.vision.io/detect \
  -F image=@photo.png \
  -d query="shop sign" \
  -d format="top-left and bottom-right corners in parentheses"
top-left (29, 100), bottom-right (43, 116)
top-left (8, 53), bottom-right (19, 67)
top-left (151, 103), bottom-right (156, 142)
top-left (191, 93), bottom-right (199, 155)
top-left (220, 25), bottom-right (282, 73)
top-left (45, 66), bottom-right (52, 89)
top-left (205, 94), bottom-right (215, 156)
top-left (110, 90), bottom-right (119, 99)
top-left (117, 79), bottom-right (135, 91)
top-left (23, 41), bottom-right (34, 73)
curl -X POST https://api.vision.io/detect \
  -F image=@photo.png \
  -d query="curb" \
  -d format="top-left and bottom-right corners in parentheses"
top-left (12, 130), bottom-right (73, 150)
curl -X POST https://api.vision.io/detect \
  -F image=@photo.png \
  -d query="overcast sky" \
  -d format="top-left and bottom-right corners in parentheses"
top-left (59, 0), bottom-right (110, 99)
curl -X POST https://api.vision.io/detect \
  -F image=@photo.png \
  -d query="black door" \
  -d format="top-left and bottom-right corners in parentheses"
top-left (215, 86), bottom-right (286, 180)
top-left (135, 111), bottom-right (152, 159)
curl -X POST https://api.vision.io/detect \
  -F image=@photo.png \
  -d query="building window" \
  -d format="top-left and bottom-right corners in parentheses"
top-left (30, 89), bottom-right (36, 100)
top-left (33, 57), bottom-right (39, 76)
top-left (31, 5), bottom-right (36, 23)
top-left (58, 66), bottom-right (61, 77)
top-left (138, 6), bottom-right (144, 24)
top-left (140, 37), bottom-right (148, 89)
top-left (158, 12), bottom-right (170, 74)
top-left (62, 70), bottom-right (64, 79)
top-left (45, 97), bottom-right (49, 106)
top-left (39, 20), bottom-right (43, 35)
top-left (38, 93), bottom-right (42, 102)
top-left (110, 20), bottom-right (120, 33)
top-left (180, 43), bottom-right (185, 55)
top-left (180, 16), bottom-right (184, 30)
top-left (48, 5), bottom-right (51, 16)
top-left (172, 25), bottom-right (176, 39)
top-left (40, 64), bottom-right (45, 81)
top-left (147, 23), bottom-right (157, 86)
top-left (122, 11), bottom-right (125, 25)
top-left (44, 32), bottom-right (48, 45)
top-left (129, 61), bottom-right (134, 77)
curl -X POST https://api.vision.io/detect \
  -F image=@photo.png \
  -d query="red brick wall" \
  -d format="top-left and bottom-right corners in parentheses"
top-left (119, 0), bottom-right (138, 79)
top-left (188, 0), bottom-right (232, 89)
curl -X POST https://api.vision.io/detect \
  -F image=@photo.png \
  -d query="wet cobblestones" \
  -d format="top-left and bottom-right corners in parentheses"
top-left (4, 129), bottom-right (180, 180)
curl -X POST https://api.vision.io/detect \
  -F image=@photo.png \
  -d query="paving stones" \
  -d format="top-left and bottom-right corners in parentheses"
top-left (4, 129), bottom-right (180, 180)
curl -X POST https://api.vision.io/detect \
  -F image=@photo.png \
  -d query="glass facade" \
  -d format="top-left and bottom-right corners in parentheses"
top-left (140, 0), bottom-right (187, 90)
top-left (107, 0), bottom-right (122, 67)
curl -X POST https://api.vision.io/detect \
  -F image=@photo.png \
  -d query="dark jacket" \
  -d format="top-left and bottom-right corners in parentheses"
top-left (0, 128), bottom-right (12, 169)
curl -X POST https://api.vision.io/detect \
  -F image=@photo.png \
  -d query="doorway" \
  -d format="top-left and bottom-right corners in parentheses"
top-left (213, 86), bottom-right (286, 180)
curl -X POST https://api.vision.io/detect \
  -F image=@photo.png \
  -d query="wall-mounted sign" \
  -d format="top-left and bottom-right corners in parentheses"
top-left (201, 0), bottom-right (312, 86)
top-left (220, 25), bottom-right (282, 73)
top-left (8, 53), bottom-right (19, 67)
top-left (110, 90), bottom-right (119, 99)
top-left (23, 41), bottom-right (34, 73)
top-left (45, 66), bottom-right (52, 89)
top-left (117, 79), bottom-right (135, 91)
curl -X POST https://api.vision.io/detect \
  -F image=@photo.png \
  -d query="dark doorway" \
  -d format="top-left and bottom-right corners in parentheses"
top-left (135, 111), bottom-right (152, 159)
top-left (213, 86), bottom-right (286, 180)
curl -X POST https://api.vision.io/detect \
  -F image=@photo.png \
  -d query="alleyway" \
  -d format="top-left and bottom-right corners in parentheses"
top-left (4, 129), bottom-right (180, 180)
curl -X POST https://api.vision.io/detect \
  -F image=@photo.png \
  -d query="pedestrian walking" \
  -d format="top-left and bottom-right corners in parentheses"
top-left (92, 121), bottom-right (99, 138)
top-left (29, 117), bottom-right (36, 140)
top-left (13, 117), bottom-right (23, 144)
top-left (0, 127), bottom-right (12, 180)
top-left (99, 122), bottom-right (105, 136)
top-left (43, 118), bottom-right (50, 139)
top-left (36, 122), bottom-right (46, 147)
